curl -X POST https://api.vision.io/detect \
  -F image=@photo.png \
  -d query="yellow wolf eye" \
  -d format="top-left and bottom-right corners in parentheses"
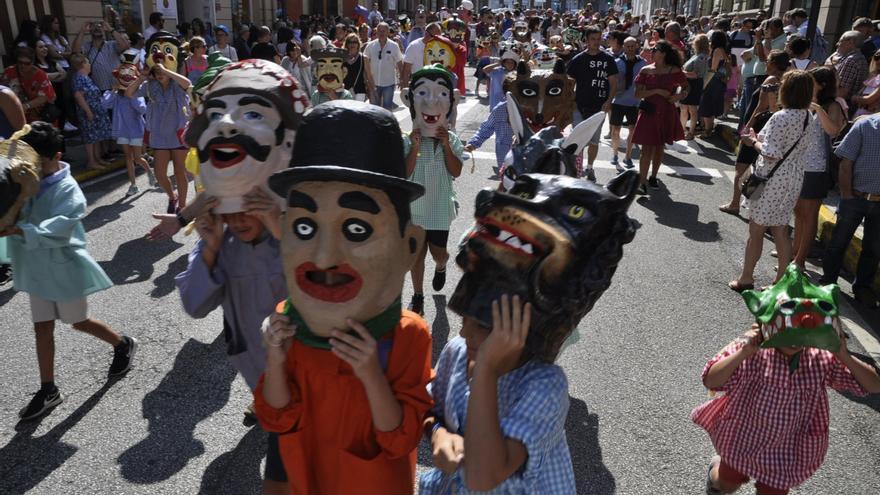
top-left (567, 206), bottom-right (586, 219)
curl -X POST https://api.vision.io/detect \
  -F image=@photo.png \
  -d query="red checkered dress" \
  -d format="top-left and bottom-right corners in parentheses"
top-left (691, 342), bottom-right (866, 490)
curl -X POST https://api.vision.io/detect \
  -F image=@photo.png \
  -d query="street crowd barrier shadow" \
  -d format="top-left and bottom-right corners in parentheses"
top-left (566, 397), bottom-right (616, 494)
top-left (117, 335), bottom-right (235, 484)
top-left (199, 426), bottom-right (265, 494)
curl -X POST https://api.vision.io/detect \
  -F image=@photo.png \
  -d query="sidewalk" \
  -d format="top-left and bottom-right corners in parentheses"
top-left (63, 132), bottom-right (128, 183)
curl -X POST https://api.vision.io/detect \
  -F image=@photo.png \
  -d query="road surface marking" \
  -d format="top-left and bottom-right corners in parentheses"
top-left (470, 151), bottom-right (721, 178)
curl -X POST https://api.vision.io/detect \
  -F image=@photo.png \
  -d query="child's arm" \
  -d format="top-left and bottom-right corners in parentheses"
top-left (131, 96), bottom-right (148, 116)
top-left (101, 90), bottom-right (116, 110)
top-left (405, 131), bottom-right (420, 177)
top-left (437, 128), bottom-right (463, 178)
top-left (12, 183), bottom-right (87, 249)
top-left (703, 326), bottom-right (760, 390)
top-left (466, 106), bottom-right (500, 151)
top-left (125, 73), bottom-right (147, 99)
top-left (833, 336), bottom-right (880, 394)
top-left (258, 311), bottom-right (300, 410)
top-left (156, 62), bottom-right (191, 90)
top-left (482, 62), bottom-right (500, 75)
top-left (174, 237), bottom-right (226, 319)
top-left (465, 295), bottom-right (531, 491)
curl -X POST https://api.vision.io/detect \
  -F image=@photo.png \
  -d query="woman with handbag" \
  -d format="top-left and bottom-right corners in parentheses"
top-left (631, 40), bottom-right (689, 195)
top-left (681, 34), bottom-right (710, 140)
top-left (697, 30), bottom-right (730, 138)
top-left (719, 50), bottom-right (791, 215)
top-left (729, 70), bottom-right (815, 292)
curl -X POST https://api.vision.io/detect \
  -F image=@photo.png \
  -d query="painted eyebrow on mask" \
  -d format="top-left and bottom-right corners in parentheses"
top-left (338, 191), bottom-right (380, 214)
top-left (288, 190), bottom-right (317, 212)
top-left (238, 96), bottom-right (272, 108)
top-left (205, 99), bottom-right (226, 109)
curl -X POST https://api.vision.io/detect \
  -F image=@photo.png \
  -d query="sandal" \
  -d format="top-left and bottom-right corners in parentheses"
top-left (718, 205), bottom-right (739, 216)
top-left (728, 280), bottom-right (754, 293)
top-left (706, 455), bottom-right (722, 495)
top-left (684, 132), bottom-right (695, 140)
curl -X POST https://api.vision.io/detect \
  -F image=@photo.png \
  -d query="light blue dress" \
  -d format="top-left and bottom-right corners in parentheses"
top-left (0, 163), bottom-right (112, 302)
top-left (419, 337), bottom-right (576, 494)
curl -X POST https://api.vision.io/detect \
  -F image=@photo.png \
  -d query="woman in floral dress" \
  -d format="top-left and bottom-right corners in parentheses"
top-left (70, 53), bottom-right (112, 169)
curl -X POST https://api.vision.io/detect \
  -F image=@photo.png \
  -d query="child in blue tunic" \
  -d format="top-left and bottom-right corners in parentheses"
top-left (103, 83), bottom-right (155, 197)
top-left (420, 295), bottom-right (575, 494)
top-left (0, 122), bottom-right (138, 422)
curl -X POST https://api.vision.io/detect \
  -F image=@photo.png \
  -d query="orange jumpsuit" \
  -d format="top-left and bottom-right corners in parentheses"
top-left (253, 310), bottom-right (433, 495)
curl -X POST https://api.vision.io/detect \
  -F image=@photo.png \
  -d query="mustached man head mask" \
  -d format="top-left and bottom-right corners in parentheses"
top-left (742, 264), bottom-right (843, 370)
top-left (0, 126), bottom-right (40, 230)
top-left (449, 169), bottom-right (640, 362)
top-left (312, 46), bottom-right (348, 92)
top-left (268, 100), bottom-right (426, 346)
top-left (185, 59), bottom-right (309, 214)
top-left (443, 16), bottom-right (466, 44)
top-left (402, 64), bottom-right (459, 139)
top-left (145, 31), bottom-right (182, 73)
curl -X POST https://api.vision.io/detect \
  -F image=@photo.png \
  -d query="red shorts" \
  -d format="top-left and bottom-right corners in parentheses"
top-left (718, 460), bottom-right (790, 495)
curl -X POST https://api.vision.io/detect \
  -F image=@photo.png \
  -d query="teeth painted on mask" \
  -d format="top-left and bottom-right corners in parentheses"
top-left (785, 316), bottom-right (792, 328)
top-left (507, 236), bottom-right (523, 249)
top-left (522, 243), bottom-right (533, 254)
top-left (775, 315), bottom-right (784, 329)
top-left (825, 316), bottom-right (832, 325)
top-left (497, 231), bottom-right (513, 242)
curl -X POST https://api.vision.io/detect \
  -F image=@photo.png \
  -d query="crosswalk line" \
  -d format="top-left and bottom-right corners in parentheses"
top-left (469, 151), bottom-right (721, 178)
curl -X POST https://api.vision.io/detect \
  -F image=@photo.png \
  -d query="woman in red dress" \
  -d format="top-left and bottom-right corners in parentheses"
top-left (632, 40), bottom-right (689, 195)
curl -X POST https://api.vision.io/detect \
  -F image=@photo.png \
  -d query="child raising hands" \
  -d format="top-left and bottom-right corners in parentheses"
top-left (421, 295), bottom-right (575, 493)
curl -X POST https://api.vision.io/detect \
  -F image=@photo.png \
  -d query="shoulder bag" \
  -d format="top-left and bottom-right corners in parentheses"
top-left (741, 112), bottom-right (810, 200)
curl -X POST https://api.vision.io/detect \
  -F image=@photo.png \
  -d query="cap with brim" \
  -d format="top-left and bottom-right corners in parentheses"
top-left (269, 100), bottom-right (424, 201)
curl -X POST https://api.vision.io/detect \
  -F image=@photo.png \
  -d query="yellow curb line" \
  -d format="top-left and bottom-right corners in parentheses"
top-left (71, 159), bottom-right (126, 183)
top-left (816, 204), bottom-right (880, 292)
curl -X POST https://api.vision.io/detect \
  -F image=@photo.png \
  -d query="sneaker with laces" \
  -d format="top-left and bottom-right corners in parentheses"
top-left (109, 335), bottom-right (138, 377)
top-left (125, 185), bottom-right (139, 197)
top-left (637, 184), bottom-right (648, 195)
top-left (622, 157), bottom-right (635, 169)
top-left (19, 386), bottom-right (63, 421)
top-left (648, 176), bottom-right (660, 189)
top-left (610, 155), bottom-right (619, 166)
top-left (408, 294), bottom-right (425, 316)
top-left (147, 170), bottom-right (158, 188)
top-left (432, 267), bottom-right (447, 291)
top-left (585, 168), bottom-right (596, 182)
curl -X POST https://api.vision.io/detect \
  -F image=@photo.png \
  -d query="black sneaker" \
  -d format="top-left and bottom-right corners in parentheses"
top-left (109, 336), bottom-right (138, 377)
top-left (408, 294), bottom-right (425, 316)
top-left (637, 184), bottom-right (648, 195)
top-left (432, 268), bottom-right (447, 291)
top-left (648, 176), bottom-right (660, 189)
top-left (585, 168), bottom-right (596, 182)
top-left (243, 405), bottom-right (258, 428)
top-left (0, 264), bottom-right (11, 286)
top-left (19, 386), bottom-right (63, 421)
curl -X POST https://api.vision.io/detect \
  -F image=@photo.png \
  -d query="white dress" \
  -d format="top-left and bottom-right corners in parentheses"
top-left (743, 109), bottom-right (812, 226)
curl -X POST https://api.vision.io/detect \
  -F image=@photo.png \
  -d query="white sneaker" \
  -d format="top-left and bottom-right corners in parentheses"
top-left (63, 122), bottom-right (78, 132)
top-left (125, 185), bottom-right (139, 197)
top-left (147, 170), bottom-right (158, 188)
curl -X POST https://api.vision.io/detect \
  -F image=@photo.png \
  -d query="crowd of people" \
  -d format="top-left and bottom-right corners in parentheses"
top-left (2, 3), bottom-right (880, 495)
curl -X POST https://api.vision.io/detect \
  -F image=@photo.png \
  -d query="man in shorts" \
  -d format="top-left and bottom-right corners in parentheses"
top-left (610, 36), bottom-right (645, 171)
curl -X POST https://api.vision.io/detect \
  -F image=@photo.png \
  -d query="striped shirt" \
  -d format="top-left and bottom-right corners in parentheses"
top-left (691, 342), bottom-right (865, 490)
top-left (403, 131), bottom-right (464, 231)
top-left (81, 40), bottom-right (122, 91)
top-left (419, 337), bottom-right (575, 494)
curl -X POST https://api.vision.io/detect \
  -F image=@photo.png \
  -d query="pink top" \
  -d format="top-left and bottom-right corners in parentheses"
top-left (691, 342), bottom-right (865, 490)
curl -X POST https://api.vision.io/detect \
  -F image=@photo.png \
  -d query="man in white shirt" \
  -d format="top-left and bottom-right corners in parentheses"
top-left (364, 22), bottom-right (403, 110)
top-left (144, 12), bottom-right (164, 42)
top-left (401, 22), bottom-right (441, 89)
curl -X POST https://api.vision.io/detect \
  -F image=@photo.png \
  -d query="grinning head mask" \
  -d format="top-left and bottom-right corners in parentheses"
top-left (312, 47), bottom-right (348, 91)
top-left (402, 64), bottom-right (458, 138)
top-left (113, 61), bottom-right (140, 89)
top-left (506, 60), bottom-right (576, 133)
top-left (513, 20), bottom-right (530, 42)
top-left (185, 60), bottom-right (309, 213)
top-left (563, 27), bottom-right (584, 45)
top-left (268, 101), bottom-right (425, 343)
top-left (424, 36), bottom-right (457, 71)
top-left (449, 171), bottom-right (639, 362)
top-left (145, 31), bottom-right (182, 72)
top-left (0, 127), bottom-right (41, 230)
top-left (500, 95), bottom-right (605, 192)
top-left (742, 264), bottom-right (842, 352)
top-left (444, 17), bottom-right (466, 44)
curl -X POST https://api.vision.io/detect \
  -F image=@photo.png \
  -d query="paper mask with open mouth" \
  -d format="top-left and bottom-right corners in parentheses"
top-left (424, 37), bottom-right (456, 71)
top-left (742, 264), bottom-right (842, 352)
top-left (449, 170), bottom-right (639, 362)
top-left (145, 31), bottom-right (181, 73)
top-left (402, 64), bottom-right (458, 139)
top-left (0, 127), bottom-right (41, 230)
top-left (312, 47), bottom-right (348, 92)
top-left (185, 59), bottom-right (309, 214)
top-left (444, 16), bottom-right (466, 44)
top-left (268, 100), bottom-right (426, 344)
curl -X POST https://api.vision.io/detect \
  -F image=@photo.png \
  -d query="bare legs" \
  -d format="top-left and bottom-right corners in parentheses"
top-left (638, 145), bottom-right (664, 185)
top-left (410, 241), bottom-right (449, 295)
top-left (720, 162), bottom-right (751, 213)
top-left (123, 144), bottom-right (151, 186)
top-left (680, 105), bottom-right (698, 138)
top-left (153, 148), bottom-right (189, 209)
top-left (84, 142), bottom-right (107, 170)
top-left (34, 318), bottom-right (122, 383)
top-left (793, 198), bottom-right (821, 269)
top-left (733, 221), bottom-right (791, 288)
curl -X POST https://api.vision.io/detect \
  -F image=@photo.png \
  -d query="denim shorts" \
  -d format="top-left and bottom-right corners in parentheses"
top-left (117, 137), bottom-right (144, 146)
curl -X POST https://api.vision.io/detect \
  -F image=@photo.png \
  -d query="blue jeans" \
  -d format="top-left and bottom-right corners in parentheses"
top-left (822, 197), bottom-right (880, 291)
top-left (375, 85), bottom-right (395, 110)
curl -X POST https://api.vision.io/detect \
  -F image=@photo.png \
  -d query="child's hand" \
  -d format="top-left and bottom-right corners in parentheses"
top-left (244, 186), bottom-right (282, 239)
top-left (330, 319), bottom-right (383, 383)
top-left (477, 294), bottom-right (531, 376)
top-left (436, 126), bottom-right (450, 144)
top-left (464, 144), bottom-right (475, 152)
top-left (195, 212), bottom-right (224, 252)
top-left (410, 128), bottom-right (422, 148)
top-left (263, 312), bottom-right (297, 365)
top-left (735, 324), bottom-right (763, 356)
top-left (432, 428), bottom-right (465, 474)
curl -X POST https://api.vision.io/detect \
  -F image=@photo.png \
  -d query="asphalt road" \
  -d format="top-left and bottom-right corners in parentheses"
top-left (2, 76), bottom-right (880, 494)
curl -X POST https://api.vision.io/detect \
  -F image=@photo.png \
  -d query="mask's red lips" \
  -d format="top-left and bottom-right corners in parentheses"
top-left (209, 143), bottom-right (247, 169)
top-left (295, 262), bottom-right (363, 303)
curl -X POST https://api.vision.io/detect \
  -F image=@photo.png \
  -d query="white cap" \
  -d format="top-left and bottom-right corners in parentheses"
top-left (460, 0), bottom-right (474, 11)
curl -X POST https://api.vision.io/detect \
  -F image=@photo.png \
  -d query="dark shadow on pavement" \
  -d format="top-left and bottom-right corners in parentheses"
top-left (82, 196), bottom-right (136, 232)
top-left (637, 186), bottom-right (720, 242)
top-left (117, 336), bottom-right (236, 484)
top-left (150, 253), bottom-right (189, 298)
top-left (98, 237), bottom-right (183, 286)
top-left (199, 426), bottom-right (265, 494)
top-left (566, 397), bottom-right (616, 495)
top-left (0, 381), bottom-right (116, 494)
top-left (0, 286), bottom-right (17, 307)
top-left (836, 351), bottom-right (880, 414)
top-left (431, 294), bottom-right (450, 365)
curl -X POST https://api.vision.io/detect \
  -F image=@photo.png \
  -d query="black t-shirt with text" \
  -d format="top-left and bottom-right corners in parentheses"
top-left (566, 50), bottom-right (619, 113)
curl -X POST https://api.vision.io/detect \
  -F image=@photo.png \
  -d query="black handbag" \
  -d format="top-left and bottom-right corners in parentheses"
top-left (741, 112), bottom-right (810, 200)
top-left (638, 99), bottom-right (655, 114)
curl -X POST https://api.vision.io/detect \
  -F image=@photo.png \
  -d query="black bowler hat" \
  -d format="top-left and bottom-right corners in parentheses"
top-left (269, 100), bottom-right (424, 201)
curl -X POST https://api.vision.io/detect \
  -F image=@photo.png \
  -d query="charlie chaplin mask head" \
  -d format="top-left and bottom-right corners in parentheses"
top-left (402, 64), bottom-right (458, 138)
top-left (268, 100), bottom-right (426, 338)
top-left (0, 127), bottom-right (41, 230)
top-left (312, 47), bottom-right (348, 92)
top-left (145, 31), bottom-right (181, 72)
top-left (742, 264), bottom-right (842, 352)
top-left (185, 60), bottom-right (309, 213)
top-left (449, 171), bottom-right (639, 362)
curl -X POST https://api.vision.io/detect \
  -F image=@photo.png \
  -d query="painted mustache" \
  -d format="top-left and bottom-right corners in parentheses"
top-left (198, 134), bottom-right (271, 168)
